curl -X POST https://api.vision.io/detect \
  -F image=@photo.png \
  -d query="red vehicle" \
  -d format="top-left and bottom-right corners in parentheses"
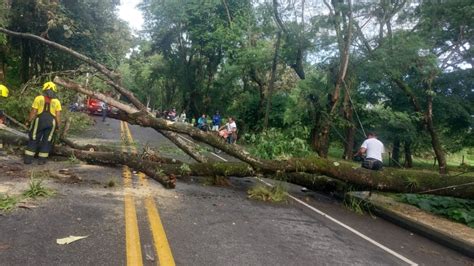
top-left (86, 97), bottom-right (105, 115)
top-left (86, 97), bottom-right (118, 116)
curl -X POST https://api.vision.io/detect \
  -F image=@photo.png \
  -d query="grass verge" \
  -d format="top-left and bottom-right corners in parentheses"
top-left (0, 194), bottom-right (18, 212)
top-left (248, 183), bottom-right (287, 203)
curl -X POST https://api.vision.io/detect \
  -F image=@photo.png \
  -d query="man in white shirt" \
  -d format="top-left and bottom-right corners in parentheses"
top-left (355, 132), bottom-right (385, 170)
top-left (225, 117), bottom-right (237, 144)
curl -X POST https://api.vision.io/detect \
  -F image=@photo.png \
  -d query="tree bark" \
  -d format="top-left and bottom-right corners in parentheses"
top-left (425, 92), bottom-right (447, 174)
top-left (263, 31), bottom-right (281, 130)
top-left (313, 0), bottom-right (353, 157)
top-left (342, 80), bottom-right (355, 160)
top-left (53, 77), bottom-right (267, 169)
top-left (0, 27), bottom-right (120, 81)
top-left (392, 138), bottom-right (400, 167)
top-left (404, 141), bottom-right (413, 168)
top-left (1, 129), bottom-right (473, 199)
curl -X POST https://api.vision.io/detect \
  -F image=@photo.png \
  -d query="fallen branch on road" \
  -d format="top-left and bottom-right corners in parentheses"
top-left (2, 28), bottom-right (474, 199)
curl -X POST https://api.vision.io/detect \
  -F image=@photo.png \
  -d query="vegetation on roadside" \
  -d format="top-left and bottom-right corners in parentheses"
top-left (202, 176), bottom-right (231, 187)
top-left (242, 125), bottom-right (312, 160)
top-left (0, 194), bottom-right (18, 212)
top-left (64, 111), bottom-right (95, 135)
top-left (397, 194), bottom-right (474, 228)
top-left (23, 177), bottom-right (53, 199)
top-left (0, 173), bottom-right (53, 213)
top-left (248, 183), bottom-right (288, 203)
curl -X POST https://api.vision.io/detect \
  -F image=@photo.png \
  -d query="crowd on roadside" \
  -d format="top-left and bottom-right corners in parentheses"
top-left (154, 109), bottom-right (238, 144)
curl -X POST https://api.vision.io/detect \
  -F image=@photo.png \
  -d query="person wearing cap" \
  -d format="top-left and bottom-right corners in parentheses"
top-left (0, 84), bottom-right (9, 156)
top-left (354, 132), bottom-right (385, 170)
top-left (24, 81), bottom-right (62, 164)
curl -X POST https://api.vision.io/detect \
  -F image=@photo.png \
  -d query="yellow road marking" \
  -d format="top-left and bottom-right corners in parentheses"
top-left (125, 122), bottom-right (176, 266)
top-left (121, 121), bottom-right (143, 266)
top-left (124, 194), bottom-right (144, 266)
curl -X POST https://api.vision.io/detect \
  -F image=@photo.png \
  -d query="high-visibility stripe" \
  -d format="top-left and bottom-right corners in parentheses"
top-left (32, 118), bottom-right (39, 140)
top-left (48, 120), bottom-right (56, 141)
top-left (38, 152), bottom-right (49, 158)
top-left (0, 143), bottom-right (3, 149)
top-left (24, 150), bottom-right (35, 156)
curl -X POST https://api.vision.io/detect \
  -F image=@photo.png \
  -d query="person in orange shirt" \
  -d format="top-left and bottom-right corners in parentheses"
top-left (24, 82), bottom-right (62, 165)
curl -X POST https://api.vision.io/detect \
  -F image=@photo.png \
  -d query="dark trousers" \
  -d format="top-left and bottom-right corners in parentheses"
top-left (25, 115), bottom-right (56, 159)
top-left (102, 108), bottom-right (107, 122)
top-left (362, 158), bottom-right (383, 170)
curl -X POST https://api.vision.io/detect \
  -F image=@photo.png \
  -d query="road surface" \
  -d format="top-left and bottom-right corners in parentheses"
top-left (0, 117), bottom-right (472, 265)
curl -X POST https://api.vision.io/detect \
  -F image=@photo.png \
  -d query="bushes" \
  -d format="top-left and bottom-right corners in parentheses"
top-left (398, 194), bottom-right (474, 228)
top-left (242, 124), bottom-right (312, 160)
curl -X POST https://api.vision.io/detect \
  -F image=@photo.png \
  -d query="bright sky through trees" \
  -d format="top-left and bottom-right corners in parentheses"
top-left (118, 0), bottom-right (143, 32)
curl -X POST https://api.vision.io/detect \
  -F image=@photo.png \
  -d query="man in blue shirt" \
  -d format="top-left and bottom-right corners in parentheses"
top-left (212, 111), bottom-right (221, 131)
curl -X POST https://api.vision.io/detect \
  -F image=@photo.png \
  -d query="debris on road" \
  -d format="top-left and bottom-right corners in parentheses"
top-left (56, 235), bottom-right (88, 245)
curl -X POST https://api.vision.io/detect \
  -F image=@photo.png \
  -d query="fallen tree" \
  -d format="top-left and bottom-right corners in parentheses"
top-left (1, 28), bottom-right (473, 199)
top-left (1, 128), bottom-right (473, 199)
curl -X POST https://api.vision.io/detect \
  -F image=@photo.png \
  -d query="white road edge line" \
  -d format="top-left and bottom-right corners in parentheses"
top-left (256, 177), bottom-right (418, 266)
top-left (178, 134), bottom-right (228, 161)
top-left (210, 152), bottom-right (228, 162)
top-left (178, 135), bottom-right (194, 143)
top-left (183, 134), bottom-right (417, 265)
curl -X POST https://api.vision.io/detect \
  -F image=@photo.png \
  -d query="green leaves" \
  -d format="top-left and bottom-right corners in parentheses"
top-left (399, 194), bottom-right (474, 228)
top-left (243, 125), bottom-right (312, 160)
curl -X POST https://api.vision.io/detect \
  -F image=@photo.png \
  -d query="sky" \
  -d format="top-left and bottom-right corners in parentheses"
top-left (118, 0), bottom-right (144, 32)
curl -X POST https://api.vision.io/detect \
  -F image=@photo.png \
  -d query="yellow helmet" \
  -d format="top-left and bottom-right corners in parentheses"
top-left (42, 81), bottom-right (57, 92)
top-left (0, 84), bottom-right (8, 98)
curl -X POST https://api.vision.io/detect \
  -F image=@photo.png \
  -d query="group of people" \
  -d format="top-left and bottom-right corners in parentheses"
top-left (156, 108), bottom-right (186, 123)
top-left (0, 82), bottom-right (62, 164)
top-left (196, 111), bottom-right (237, 144)
top-left (0, 81), bottom-right (385, 169)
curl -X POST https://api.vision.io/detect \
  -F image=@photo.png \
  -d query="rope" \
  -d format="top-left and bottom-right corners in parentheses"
top-left (342, 79), bottom-right (366, 138)
top-left (417, 181), bottom-right (474, 195)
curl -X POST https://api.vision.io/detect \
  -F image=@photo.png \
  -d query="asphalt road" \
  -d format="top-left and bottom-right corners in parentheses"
top-left (0, 116), bottom-right (472, 265)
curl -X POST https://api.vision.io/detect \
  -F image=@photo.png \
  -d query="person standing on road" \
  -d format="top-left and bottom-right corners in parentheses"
top-left (24, 82), bottom-right (62, 165)
top-left (0, 84), bottom-right (9, 156)
top-left (100, 101), bottom-right (108, 122)
top-left (354, 132), bottom-right (385, 170)
top-left (211, 111), bottom-right (221, 131)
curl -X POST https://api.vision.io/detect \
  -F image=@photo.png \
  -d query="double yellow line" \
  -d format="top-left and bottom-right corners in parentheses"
top-left (120, 121), bottom-right (175, 266)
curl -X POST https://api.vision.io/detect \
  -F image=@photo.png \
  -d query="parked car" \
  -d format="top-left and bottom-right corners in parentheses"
top-left (86, 97), bottom-right (119, 116)
top-left (86, 97), bottom-right (105, 115)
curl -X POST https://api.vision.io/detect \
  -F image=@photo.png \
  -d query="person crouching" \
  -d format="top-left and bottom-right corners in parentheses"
top-left (24, 82), bottom-right (62, 165)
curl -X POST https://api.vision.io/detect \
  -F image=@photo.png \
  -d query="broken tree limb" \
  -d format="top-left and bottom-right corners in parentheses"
top-left (54, 146), bottom-right (176, 188)
top-left (0, 28), bottom-right (245, 165)
top-left (4, 29), bottom-right (473, 198)
top-left (55, 76), bottom-right (265, 167)
top-left (0, 27), bottom-right (120, 81)
top-left (1, 128), bottom-right (473, 198)
top-left (2, 112), bottom-right (28, 131)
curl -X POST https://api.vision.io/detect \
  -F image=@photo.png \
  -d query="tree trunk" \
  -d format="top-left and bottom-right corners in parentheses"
top-left (263, 31), bottom-right (281, 130)
top-left (425, 94), bottom-right (447, 174)
top-left (404, 141), bottom-right (413, 168)
top-left (392, 138), bottom-right (400, 167)
top-left (313, 0), bottom-right (353, 157)
top-left (2, 128), bottom-right (473, 199)
top-left (342, 81), bottom-right (355, 160)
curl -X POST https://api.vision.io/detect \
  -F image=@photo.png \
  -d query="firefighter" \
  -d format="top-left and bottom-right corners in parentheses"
top-left (24, 81), bottom-right (62, 164)
top-left (0, 84), bottom-right (9, 156)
